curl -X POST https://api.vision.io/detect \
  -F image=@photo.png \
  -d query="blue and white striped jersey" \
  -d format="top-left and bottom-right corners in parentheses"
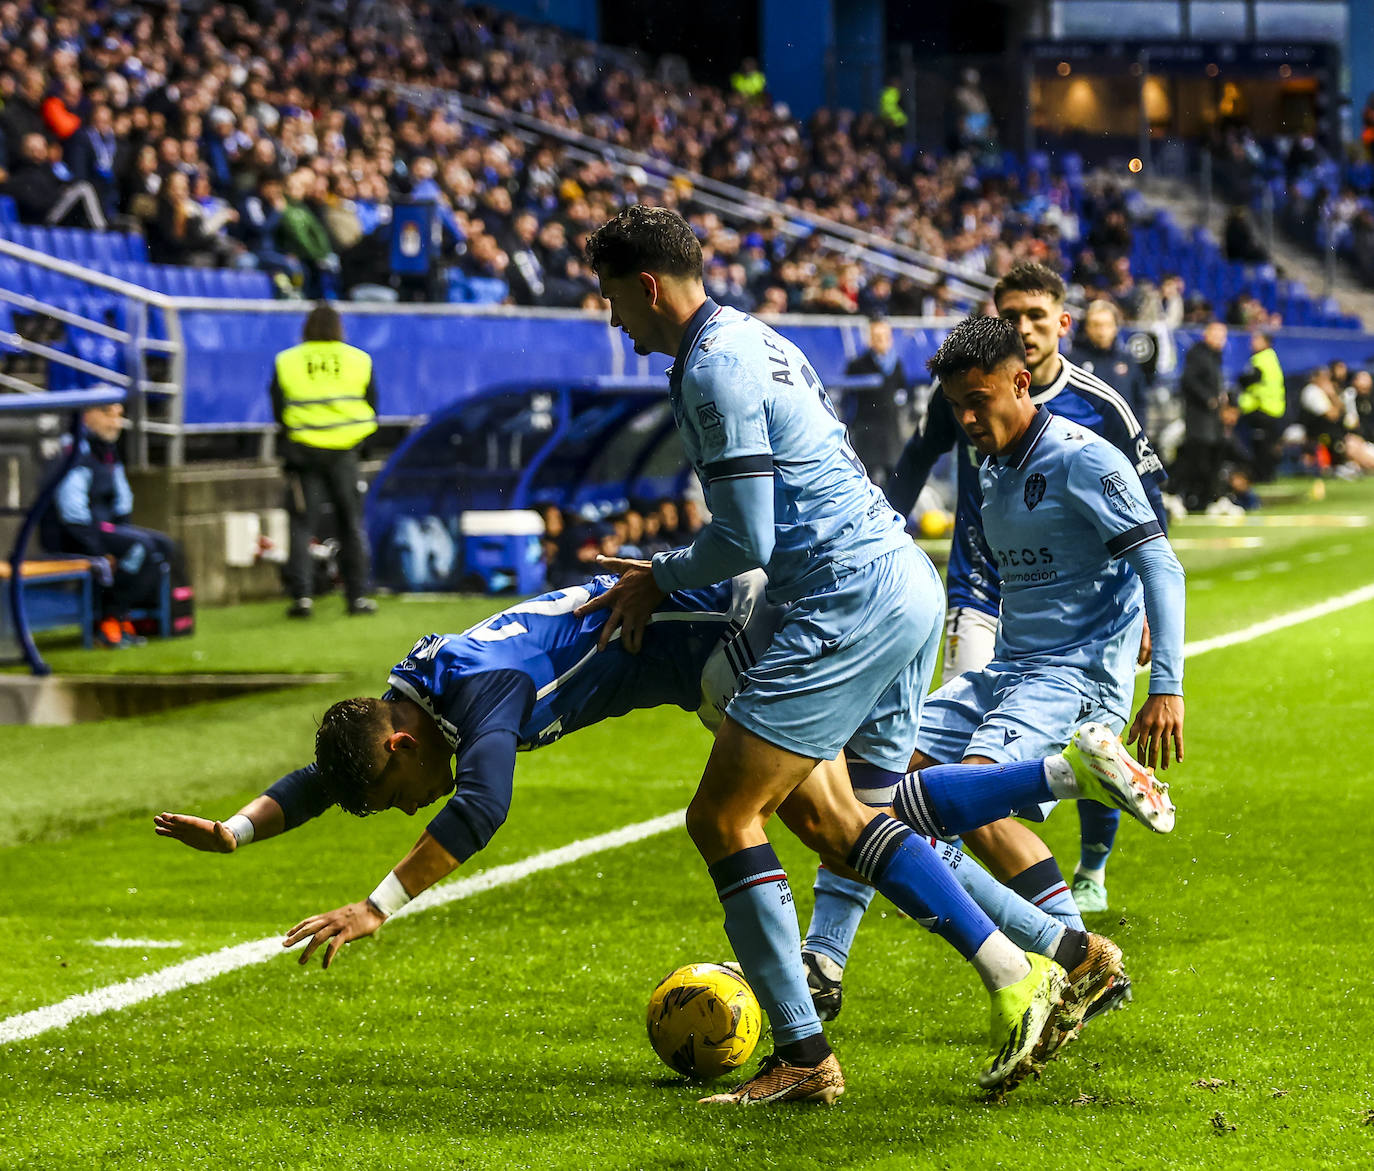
top-left (265, 574), bottom-right (777, 862)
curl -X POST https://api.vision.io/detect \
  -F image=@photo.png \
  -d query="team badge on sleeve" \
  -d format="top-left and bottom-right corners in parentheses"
top-left (696, 402), bottom-right (724, 431)
top-left (1023, 473), bottom-right (1046, 511)
top-left (1100, 472), bottom-right (1134, 516)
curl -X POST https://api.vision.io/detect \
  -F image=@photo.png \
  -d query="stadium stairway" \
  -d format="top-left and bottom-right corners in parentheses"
top-left (1134, 179), bottom-right (1374, 330)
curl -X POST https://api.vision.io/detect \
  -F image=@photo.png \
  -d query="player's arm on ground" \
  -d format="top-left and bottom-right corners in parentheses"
top-left (579, 355), bottom-right (775, 651)
top-left (283, 675), bottom-right (532, 968)
top-left (1065, 443), bottom-right (1186, 770)
top-left (153, 764), bottom-right (331, 853)
top-left (885, 385), bottom-right (958, 519)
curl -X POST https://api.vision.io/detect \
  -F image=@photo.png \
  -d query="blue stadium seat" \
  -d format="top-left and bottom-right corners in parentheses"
top-left (124, 234), bottom-right (148, 261)
top-left (0, 194), bottom-right (17, 224)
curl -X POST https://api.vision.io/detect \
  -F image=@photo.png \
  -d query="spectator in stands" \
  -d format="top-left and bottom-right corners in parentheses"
top-left (278, 168), bottom-right (337, 298)
top-left (42, 401), bottom-right (187, 649)
top-left (1299, 365), bottom-right (1345, 472)
top-left (1236, 329), bottom-right (1286, 483)
top-left (1068, 299), bottom-right (1148, 416)
top-left (842, 316), bottom-right (909, 487)
top-left (5, 129), bottom-right (107, 228)
top-left (270, 304), bottom-right (378, 619)
top-left (1174, 321), bottom-right (1230, 512)
top-left (63, 101), bottom-right (120, 220)
top-left (148, 169), bottom-right (227, 265)
top-left (730, 59), bottom-right (766, 104)
top-left (0, 66), bottom-right (47, 154)
top-left (1224, 205), bottom-right (1268, 265)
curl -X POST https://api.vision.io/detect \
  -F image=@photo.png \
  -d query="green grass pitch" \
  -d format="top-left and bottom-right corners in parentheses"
top-left (2, 478), bottom-right (1373, 1168)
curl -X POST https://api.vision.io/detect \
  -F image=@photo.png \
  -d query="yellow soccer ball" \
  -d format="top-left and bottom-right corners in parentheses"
top-left (646, 962), bottom-right (762, 1079)
top-left (918, 508), bottom-right (953, 538)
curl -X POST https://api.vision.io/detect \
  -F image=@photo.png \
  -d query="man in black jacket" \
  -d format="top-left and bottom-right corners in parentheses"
top-left (842, 317), bottom-right (909, 486)
top-left (1173, 322), bottom-right (1229, 512)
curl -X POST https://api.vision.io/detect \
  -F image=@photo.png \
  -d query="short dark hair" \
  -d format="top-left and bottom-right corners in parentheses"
top-left (926, 315), bottom-right (1026, 383)
top-left (315, 697), bottom-right (391, 817)
top-left (993, 262), bottom-right (1067, 307)
top-left (584, 205), bottom-right (703, 280)
top-left (303, 303), bottom-right (344, 343)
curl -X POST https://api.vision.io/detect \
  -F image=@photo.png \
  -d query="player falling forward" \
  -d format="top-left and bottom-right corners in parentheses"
top-left (156, 572), bottom-right (1161, 1090)
top-left (803, 314), bottom-right (1183, 1020)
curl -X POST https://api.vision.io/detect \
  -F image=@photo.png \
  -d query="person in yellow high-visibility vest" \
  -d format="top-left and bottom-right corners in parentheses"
top-left (270, 303), bottom-right (378, 618)
top-left (1235, 329), bottom-right (1286, 483)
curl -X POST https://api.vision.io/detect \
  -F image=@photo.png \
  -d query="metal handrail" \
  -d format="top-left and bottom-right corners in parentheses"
top-left (368, 79), bottom-right (999, 307)
top-left (0, 238), bottom-right (183, 466)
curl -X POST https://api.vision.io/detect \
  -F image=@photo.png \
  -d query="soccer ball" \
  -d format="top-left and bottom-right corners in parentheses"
top-left (646, 962), bottom-right (762, 1079)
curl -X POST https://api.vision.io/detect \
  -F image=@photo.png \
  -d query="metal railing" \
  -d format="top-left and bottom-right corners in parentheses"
top-left (0, 240), bottom-right (185, 466)
top-left (369, 79), bottom-right (1001, 309)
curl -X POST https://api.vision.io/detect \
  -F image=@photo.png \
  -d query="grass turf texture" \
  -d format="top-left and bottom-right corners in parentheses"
top-left (2, 477), bottom-right (1373, 1167)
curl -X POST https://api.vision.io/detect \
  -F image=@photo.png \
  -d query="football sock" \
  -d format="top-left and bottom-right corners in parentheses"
top-left (708, 844), bottom-right (825, 1049)
top-left (1077, 801), bottom-right (1121, 880)
top-left (1008, 857), bottom-right (1085, 931)
top-left (893, 758), bottom-right (1057, 837)
top-left (802, 865), bottom-right (876, 969)
top-left (846, 814), bottom-right (999, 963)
top-left (970, 931), bottom-right (1033, 992)
top-left (1052, 927), bottom-right (1090, 974)
top-left (924, 836), bottom-right (1069, 961)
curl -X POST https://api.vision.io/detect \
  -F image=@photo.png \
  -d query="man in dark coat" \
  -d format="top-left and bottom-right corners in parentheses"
top-left (842, 317), bottom-right (909, 486)
top-left (1173, 322), bottom-right (1230, 512)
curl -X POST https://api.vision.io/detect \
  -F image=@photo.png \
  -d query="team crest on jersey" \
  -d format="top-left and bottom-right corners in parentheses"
top-left (696, 401), bottom-right (724, 431)
top-left (1100, 471), bottom-right (1133, 516)
top-left (1023, 472), bottom-right (1046, 510)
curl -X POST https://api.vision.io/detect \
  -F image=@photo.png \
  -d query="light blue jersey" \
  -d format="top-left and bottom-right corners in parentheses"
top-left (980, 407), bottom-right (1162, 692)
top-left (655, 299), bottom-right (910, 605)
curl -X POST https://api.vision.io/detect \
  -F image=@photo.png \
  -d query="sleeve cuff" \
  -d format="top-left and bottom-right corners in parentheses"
top-left (425, 805), bottom-right (484, 865)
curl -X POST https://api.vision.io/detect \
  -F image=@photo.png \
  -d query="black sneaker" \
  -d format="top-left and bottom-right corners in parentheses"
top-left (801, 950), bottom-right (844, 1022)
top-left (286, 597), bottom-right (313, 619)
top-left (347, 597), bottom-right (378, 615)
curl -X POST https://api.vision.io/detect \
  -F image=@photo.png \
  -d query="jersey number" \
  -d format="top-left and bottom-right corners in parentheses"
top-left (802, 364), bottom-right (868, 478)
top-left (469, 587), bottom-right (591, 642)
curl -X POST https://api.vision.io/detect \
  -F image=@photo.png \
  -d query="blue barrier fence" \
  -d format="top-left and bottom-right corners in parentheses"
top-left (173, 308), bottom-right (1374, 428)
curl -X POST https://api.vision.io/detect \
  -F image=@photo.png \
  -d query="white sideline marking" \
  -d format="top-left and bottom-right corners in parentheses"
top-left (0, 811), bottom-right (682, 1047)
top-left (90, 938), bottom-right (184, 949)
top-left (7, 584), bottom-right (1374, 1048)
top-left (1138, 582), bottom-right (1374, 674)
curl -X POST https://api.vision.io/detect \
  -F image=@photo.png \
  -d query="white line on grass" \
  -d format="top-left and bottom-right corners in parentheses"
top-left (6, 584), bottom-right (1374, 1048)
top-left (0, 811), bottom-right (682, 1046)
top-left (90, 938), bottom-right (185, 949)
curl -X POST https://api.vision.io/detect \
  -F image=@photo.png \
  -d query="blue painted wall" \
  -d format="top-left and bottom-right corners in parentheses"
top-left (472, 0), bottom-right (599, 40)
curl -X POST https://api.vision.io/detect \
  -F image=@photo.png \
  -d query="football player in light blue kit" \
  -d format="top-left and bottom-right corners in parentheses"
top-left (579, 206), bottom-right (1075, 1103)
top-left (802, 314), bottom-right (1184, 1022)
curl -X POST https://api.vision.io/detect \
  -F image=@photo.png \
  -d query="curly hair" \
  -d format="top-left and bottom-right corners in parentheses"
top-left (584, 205), bottom-right (703, 279)
top-left (993, 261), bottom-right (1067, 307)
top-left (926, 315), bottom-right (1026, 384)
top-left (315, 697), bottom-right (392, 817)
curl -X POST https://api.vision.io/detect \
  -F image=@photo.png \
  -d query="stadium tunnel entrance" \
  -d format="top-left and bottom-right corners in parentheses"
top-left (0, 672), bottom-right (342, 725)
top-left (365, 377), bottom-right (692, 593)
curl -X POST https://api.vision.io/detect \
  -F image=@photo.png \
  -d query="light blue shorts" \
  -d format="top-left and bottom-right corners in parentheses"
top-left (727, 543), bottom-right (943, 772)
top-left (919, 661), bottom-right (1129, 766)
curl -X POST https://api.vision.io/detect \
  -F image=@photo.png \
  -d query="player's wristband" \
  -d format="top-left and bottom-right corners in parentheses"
top-left (367, 872), bottom-right (412, 919)
top-left (224, 814), bottom-right (255, 848)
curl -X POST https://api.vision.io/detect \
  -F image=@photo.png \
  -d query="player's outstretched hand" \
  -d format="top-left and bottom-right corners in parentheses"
top-left (153, 812), bottom-right (237, 853)
top-left (573, 556), bottom-right (666, 653)
top-left (1127, 693), bottom-right (1184, 772)
top-left (282, 900), bottom-right (385, 969)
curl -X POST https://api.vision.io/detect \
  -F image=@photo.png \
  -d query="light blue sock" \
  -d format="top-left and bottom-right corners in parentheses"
top-left (924, 837), bottom-right (1064, 958)
top-left (1077, 800), bottom-right (1121, 878)
top-left (709, 844), bottom-right (823, 1047)
top-left (803, 866), bottom-right (876, 968)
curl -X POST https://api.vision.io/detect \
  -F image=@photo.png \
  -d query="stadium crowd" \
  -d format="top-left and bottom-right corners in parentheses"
top-left (0, 0), bottom-right (1076, 312)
